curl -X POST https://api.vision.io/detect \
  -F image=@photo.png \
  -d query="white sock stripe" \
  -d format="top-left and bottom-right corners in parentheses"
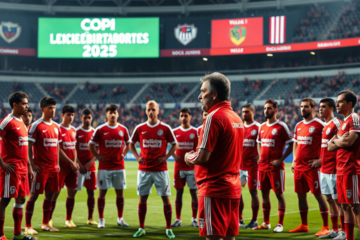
top-left (13, 203), bottom-right (24, 208)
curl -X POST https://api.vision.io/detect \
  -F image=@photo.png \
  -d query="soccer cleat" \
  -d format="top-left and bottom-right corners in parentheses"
top-left (13, 232), bottom-right (37, 240)
top-left (87, 219), bottom-right (98, 225)
top-left (252, 222), bottom-right (271, 230)
top-left (24, 228), bottom-right (38, 235)
top-left (289, 224), bottom-right (309, 233)
top-left (117, 218), bottom-right (129, 227)
top-left (171, 219), bottom-right (182, 227)
top-left (65, 220), bottom-right (77, 228)
top-left (0, 236), bottom-right (8, 240)
top-left (165, 229), bottom-right (175, 239)
top-left (273, 224), bottom-right (283, 233)
top-left (97, 218), bottom-right (105, 228)
top-left (244, 220), bottom-right (258, 229)
top-left (191, 218), bottom-right (199, 227)
top-left (133, 228), bottom-right (146, 238)
top-left (239, 220), bottom-right (245, 228)
top-left (319, 230), bottom-right (339, 239)
top-left (332, 231), bottom-right (346, 240)
top-left (314, 226), bottom-right (330, 237)
top-left (41, 224), bottom-right (59, 232)
top-left (49, 219), bottom-right (53, 228)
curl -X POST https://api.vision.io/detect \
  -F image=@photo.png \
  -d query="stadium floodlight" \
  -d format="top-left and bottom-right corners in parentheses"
top-left (203, 57), bottom-right (208, 61)
top-left (310, 51), bottom-right (316, 55)
top-left (267, 53), bottom-right (273, 57)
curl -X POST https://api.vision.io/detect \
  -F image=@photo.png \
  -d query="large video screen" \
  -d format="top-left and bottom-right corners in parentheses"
top-left (38, 18), bottom-right (159, 58)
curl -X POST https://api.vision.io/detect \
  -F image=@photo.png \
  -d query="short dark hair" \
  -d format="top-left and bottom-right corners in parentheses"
top-left (200, 72), bottom-right (231, 101)
top-left (320, 98), bottom-right (336, 111)
top-left (338, 90), bottom-right (358, 109)
top-left (105, 103), bottom-right (119, 113)
top-left (61, 104), bottom-right (75, 114)
top-left (302, 98), bottom-right (316, 108)
top-left (27, 108), bottom-right (33, 114)
top-left (40, 97), bottom-right (56, 108)
top-left (82, 108), bottom-right (93, 116)
top-left (180, 107), bottom-right (191, 115)
top-left (242, 103), bottom-right (255, 112)
top-left (8, 92), bottom-right (28, 109)
top-left (264, 99), bottom-right (278, 109)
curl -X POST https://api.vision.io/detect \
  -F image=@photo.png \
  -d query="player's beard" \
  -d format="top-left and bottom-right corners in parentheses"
top-left (301, 112), bottom-right (311, 119)
top-left (265, 112), bottom-right (274, 119)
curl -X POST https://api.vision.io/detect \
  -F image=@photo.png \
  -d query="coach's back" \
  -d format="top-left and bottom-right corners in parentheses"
top-left (195, 101), bottom-right (244, 199)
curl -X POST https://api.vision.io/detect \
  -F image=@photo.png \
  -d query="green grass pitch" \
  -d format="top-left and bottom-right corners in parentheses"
top-left (3, 162), bottom-right (360, 239)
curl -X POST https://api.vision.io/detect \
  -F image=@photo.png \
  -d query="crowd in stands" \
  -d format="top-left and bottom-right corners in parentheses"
top-left (43, 83), bottom-right (68, 100)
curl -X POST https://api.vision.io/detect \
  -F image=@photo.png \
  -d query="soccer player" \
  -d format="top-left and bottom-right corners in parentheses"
top-left (0, 92), bottom-right (36, 240)
top-left (254, 99), bottom-right (293, 233)
top-left (290, 98), bottom-right (330, 236)
top-left (130, 100), bottom-right (178, 239)
top-left (49, 105), bottom-right (79, 228)
top-left (21, 107), bottom-right (33, 129)
top-left (171, 108), bottom-right (199, 228)
top-left (328, 90), bottom-right (360, 240)
top-left (197, 111), bottom-right (208, 136)
top-left (239, 103), bottom-right (260, 229)
top-left (185, 72), bottom-right (244, 240)
top-left (89, 104), bottom-right (130, 229)
top-left (318, 98), bottom-right (343, 239)
top-left (25, 97), bottom-right (61, 234)
top-left (75, 108), bottom-right (98, 226)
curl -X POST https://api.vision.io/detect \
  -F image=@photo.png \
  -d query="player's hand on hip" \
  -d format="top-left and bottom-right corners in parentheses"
top-left (97, 155), bottom-right (105, 161)
top-left (291, 161), bottom-right (295, 173)
top-left (136, 156), bottom-right (144, 164)
top-left (31, 163), bottom-right (41, 173)
top-left (253, 156), bottom-right (260, 164)
top-left (308, 159), bottom-right (321, 168)
top-left (158, 156), bottom-right (168, 164)
top-left (0, 162), bottom-right (15, 173)
top-left (173, 155), bottom-right (181, 162)
top-left (28, 168), bottom-right (35, 181)
top-left (270, 159), bottom-right (282, 167)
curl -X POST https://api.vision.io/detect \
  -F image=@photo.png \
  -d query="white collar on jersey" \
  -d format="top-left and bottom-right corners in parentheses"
top-left (266, 120), bottom-right (279, 127)
top-left (60, 124), bottom-right (72, 130)
top-left (325, 117), bottom-right (335, 125)
top-left (41, 119), bottom-right (53, 126)
top-left (79, 127), bottom-right (92, 132)
top-left (344, 113), bottom-right (353, 121)
top-left (147, 120), bottom-right (160, 128)
top-left (178, 126), bottom-right (193, 132)
top-left (106, 122), bottom-right (119, 129)
top-left (10, 114), bottom-right (22, 122)
top-left (244, 122), bottom-right (257, 127)
top-left (302, 118), bottom-right (317, 125)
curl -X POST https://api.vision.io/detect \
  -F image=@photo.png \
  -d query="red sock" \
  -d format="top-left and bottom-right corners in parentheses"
top-left (87, 197), bottom-right (95, 220)
top-left (42, 198), bottom-right (52, 225)
top-left (330, 215), bottom-right (339, 232)
top-left (345, 221), bottom-right (355, 240)
top-left (25, 200), bottom-right (35, 227)
top-left (138, 203), bottom-right (147, 229)
top-left (278, 208), bottom-right (285, 225)
top-left (164, 204), bottom-right (172, 230)
top-left (0, 217), bottom-right (4, 236)
top-left (300, 208), bottom-right (308, 226)
top-left (116, 197), bottom-right (124, 218)
top-left (175, 200), bottom-right (182, 220)
top-left (191, 201), bottom-right (198, 219)
top-left (340, 215), bottom-right (345, 231)
top-left (13, 204), bottom-right (23, 235)
top-left (66, 197), bottom-right (75, 221)
top-left (97, 198), bottom-right (105, 219)
top-left (252, 202), bottom-right (259, 221)
top-left (320, 208), bottom-right (329, 227)
top-left (49, 200), bottom-right (56, 220)
top-left (262, 202), bottom-right (271, 224)
top-left (239, 199), bottom-right (244, 220)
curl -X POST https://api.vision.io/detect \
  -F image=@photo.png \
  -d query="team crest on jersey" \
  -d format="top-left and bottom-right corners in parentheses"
top-left (10, 186), bottom-right (15, 195)
top-left (347, 189), bottom-right (352, 199)
top-left (251, 129), bottom-right (257, 136)
top-left (326, 128), bottom-right (331, 135)
top-left (119, 130), bottom-right (124, 137)
top-left (54, 128), bottom-right (58, 135)
top-left (272, 129), bottom-right (277, 135)
top-left (342, 123), bottom-right (347, 130)
top-left (199, 218), bottom-right (205, 230)
top-left (36, 183), bottom-right (40, 190)
top-left (309, 126), bottom-right (315, 134)
top-left (189, 133), bottom-right (195, 139)
top-left (157, 129), bottom-right (164, 136)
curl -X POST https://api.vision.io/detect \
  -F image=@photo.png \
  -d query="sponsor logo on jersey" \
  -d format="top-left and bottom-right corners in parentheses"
top-left (309, 126), bottom-right (315, 134)
top-left (342, 123), bottom-right (347, 130)
top-left (105, 139), bottom-right (123, 148)
top-left (157, 129), bottom-right (164, 136)
top-left (321, 139), bottom-right (329, 148)
top-left (19, 136), bottom-right (28, 146)
top-left (178, 142), bottom-right (194, 150)
top-left (272, 129), bottom-right (277, 135)
top-left (174, 24), bottom-right (198, 46)
top-left (104, 132), bottom-right (109, 135)
top-left (261, 138), bottom-right (275, 147)
top-left (251, 129), bottom-right (257, 136)
top-left (63, 141), bottom-right (76, 150)
top-left (232, 122), bottom-right (243, 128)
top-left (119, 130), bottom-right (124, 137)
top-left (79, 143), bottom-right (89, 150)
top-left (243, 139), bottom-right (255, 147)
top-left (143, 139), bottom-right (162, 148)
top-left (326, 128), bottom-right (331, 135)
top-left (16, 127), bottom-right (20, 130)
top-left (189, 133), bottom-right (195, 139)
top-left (0, 21), bottom-right (21, 43)
top-left (44, 138), bottom-right (58, 147)
top-left (297, 136), bottom-right (313, 145)
top-left (78, 135), bottom-right (84, 138)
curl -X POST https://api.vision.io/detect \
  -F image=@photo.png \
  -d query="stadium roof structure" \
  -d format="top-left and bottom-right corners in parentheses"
top-left (0, 0), bottom-right (347, 15)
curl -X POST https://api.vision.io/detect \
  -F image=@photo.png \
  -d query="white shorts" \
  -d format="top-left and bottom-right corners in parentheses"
top-left (174, 170), bottom-right (197, 190)
top-left (320, 172), bottom-right (337, 199)
top-left (239, 170), bottom-right (248, 188)
top-left (137, 170), bottom-right (171, 197)
top-left (97, 169), bottom-right (126, 190)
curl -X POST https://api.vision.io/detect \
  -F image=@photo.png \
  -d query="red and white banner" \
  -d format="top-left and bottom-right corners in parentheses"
top-left (269, 16), bottom-right (286, 44)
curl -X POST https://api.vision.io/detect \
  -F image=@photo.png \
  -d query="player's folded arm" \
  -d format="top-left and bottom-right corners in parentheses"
top-left (187, 147), bottom-right (212, 164)
top-left (334, 131), bottom-right (359, 148)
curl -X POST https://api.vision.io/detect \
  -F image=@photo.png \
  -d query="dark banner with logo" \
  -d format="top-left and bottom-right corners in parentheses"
top-left (0, 15), bottom-right (36, 56)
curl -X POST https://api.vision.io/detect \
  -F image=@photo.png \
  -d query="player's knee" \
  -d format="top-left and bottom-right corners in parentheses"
top-left (326, 196), bottom-right (334, 204)
top-left (15, 197), bottom-right (26, 205)
top-left (342, 204), bottom-right (351, 211)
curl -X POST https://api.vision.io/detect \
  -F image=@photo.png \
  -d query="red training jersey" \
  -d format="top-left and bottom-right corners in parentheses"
top-left (173, 126), bottom-right (198, 171)
top-left (76, 127), bottom-right (96, 172)
top-left (189, 101), bottom-right (244, 199)
top-left (257, 120), bottom-right (293, 171)
top-left (130, 121), bottom-right (177, 172)
top-left (336, 113), bottom-right (360, 175)
top-left (90, 123), bottom-right (130, 171)
top-left (321, 118), bottom-right (341, 174)
top-left (240, 122), bottom-right (260, 171)
top-left (28, 119), bottom-right (61, 173)
top-left (293, 118), bottom-right (324, 172)
top-left (0, 114), bottom-right (28, 174)
top-left (59, 125), bottom-right (76, 173)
